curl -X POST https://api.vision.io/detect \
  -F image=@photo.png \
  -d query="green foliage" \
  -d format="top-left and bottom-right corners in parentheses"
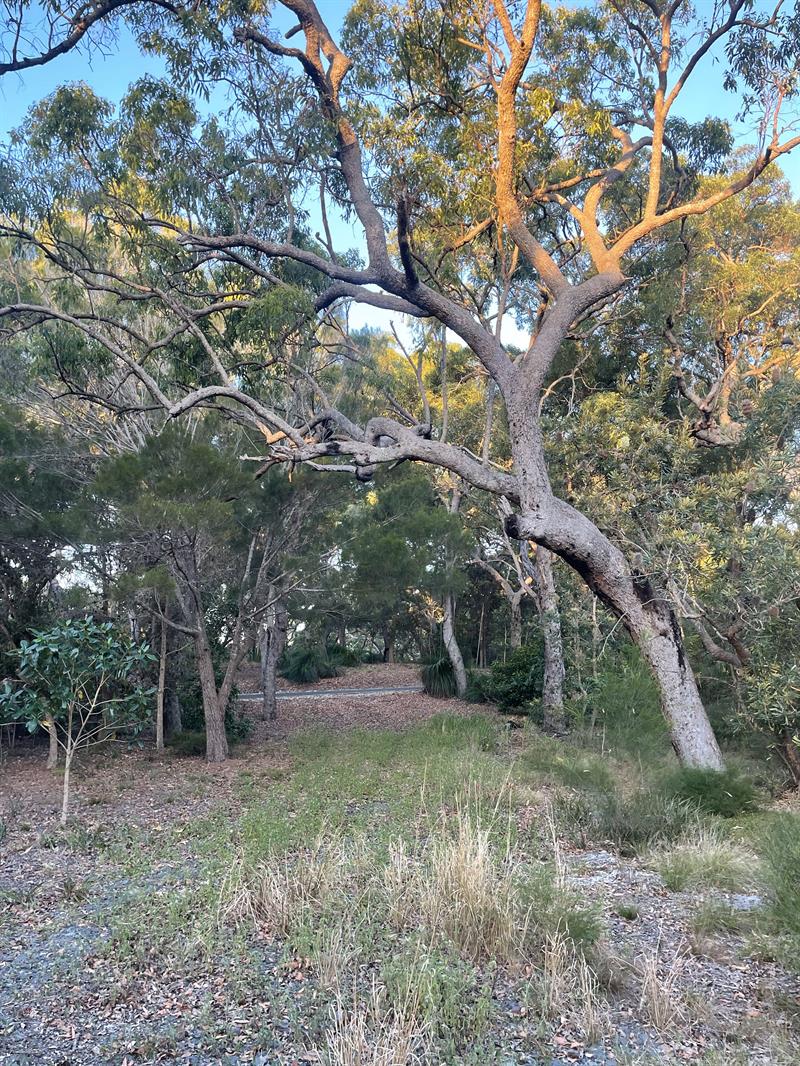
top-left (576, 790), bottom-right (698, 857)
top-left (758, 815), bottom-right (800, 945)
top-left (280, 641), bottom-right (339, 684)
top-left (664, 768), bottom-right (759, 818)
top-left (381, 944), bottom-right (493, 1050)
top-left (464, 670), bottom-right (488, 704)
top-left (582, 647), bottom-right (666, 756)
top-left (421, 656), bottom-right (457, 698)
top-left (478, 644), bottom-right (543, 713)
top-left (0, 618), bottom-right (154, 741)
top-left (325, 643), bottom-right (362, 668)
top-left (520, 732), bottom-right (614, 794)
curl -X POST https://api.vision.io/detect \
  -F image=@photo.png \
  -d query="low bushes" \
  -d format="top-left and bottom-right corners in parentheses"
top-left (472, 644), bottom-right (544, 713)
top-left (421, 657), bottom-right (457, 698)
top-left (663, 767), bottom-right (759, 818)
top-left (280, 641), bottom-right (340, 684)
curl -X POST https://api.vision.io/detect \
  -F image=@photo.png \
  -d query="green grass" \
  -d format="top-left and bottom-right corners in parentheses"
top-left (650, 826), bottom-right (760, 892)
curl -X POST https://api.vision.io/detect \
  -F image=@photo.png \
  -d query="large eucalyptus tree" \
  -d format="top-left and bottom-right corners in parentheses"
top-left (2, 0), bottom-right (800, 767)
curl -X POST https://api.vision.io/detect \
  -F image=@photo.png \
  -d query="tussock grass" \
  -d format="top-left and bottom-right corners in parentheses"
top-left (638, 943), bottom-right (687, 1033)
top-left (650, 825), bottom-right (761, 893)
top-left (533, 932), bottom-right (607, 1042)
top-left (323, 979), bottom-right (427, 1066)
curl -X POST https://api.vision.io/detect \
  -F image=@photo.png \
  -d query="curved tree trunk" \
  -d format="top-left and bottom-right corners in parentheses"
top-left (532, 547), bottom-right (566, 734)
top-left (261, 596), bottom-right (288, 722)
top-left (443, 590), bottom-right (468, 698)
top-left (510, 493), bottom-right (724, 770)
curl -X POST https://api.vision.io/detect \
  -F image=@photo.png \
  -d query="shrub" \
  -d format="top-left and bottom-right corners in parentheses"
top-left (588, 790), bottom-right (697, 856)
top-left (464, 670), bottom-right (487, 703)
top-left (421, 657), bottom-right (457, 698)
top-left (167, 730), bottom-right (208, 757)
top-left (280, 641), bottom-right (339, 684)
top-left (664, 767), bottom-right (758, 818)
top-left (326, 643), bottom-right (361, 668)
top-left (480, 644), bottom-right (544, 713)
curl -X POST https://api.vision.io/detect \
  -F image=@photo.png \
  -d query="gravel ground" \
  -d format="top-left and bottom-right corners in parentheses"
top-left (1, 672), bottom-right (799, 1065)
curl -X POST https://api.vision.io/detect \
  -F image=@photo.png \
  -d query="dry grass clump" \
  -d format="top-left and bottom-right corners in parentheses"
top-left (219, 834), bottom-right (362, 935)
top-left (638, 940), bottom-right (688, 1033)
top-left (532, 932), bottom-right (607, 1042)
top-left (649, 824), bottom-right (761, 893)
top-left (422, 806), bottom-right (522, 961)
top-left (322, 980), bottom-right (428, 1066)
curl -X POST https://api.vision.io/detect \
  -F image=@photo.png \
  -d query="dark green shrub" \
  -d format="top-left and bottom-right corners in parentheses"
top-left (464, 670), bottom-right (488, 703)
top-left (326, 643), bottom-right (361, 667)
top-left (280, 642), bottom-right (339, 683)
top-left (588, 790), bottom-right (697, 856)
top-left (664, 767), bottom-right (758, 818)
top-left (167, 730), bottom-right (207, 757)
top-left (422, 657), bottom-right (457, 698)
top-left (481, 644), bottom-right (544, 712)
top-left (582, 646), bottom-right (666, 757)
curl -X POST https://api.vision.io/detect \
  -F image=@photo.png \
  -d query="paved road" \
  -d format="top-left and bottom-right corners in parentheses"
top-left (238, 684), bottom-right (424, 701)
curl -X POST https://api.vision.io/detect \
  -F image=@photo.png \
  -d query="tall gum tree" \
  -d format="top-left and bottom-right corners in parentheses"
top-left (2, 0), bottom-right (800, 767)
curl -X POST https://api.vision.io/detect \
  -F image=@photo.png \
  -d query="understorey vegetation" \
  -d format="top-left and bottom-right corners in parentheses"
top-left (1, 0), bottom-right (800, 1062)
top-left (3, 713), bottom-right (800, 1064)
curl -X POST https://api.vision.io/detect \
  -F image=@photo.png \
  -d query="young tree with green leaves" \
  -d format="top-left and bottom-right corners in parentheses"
top-left (0, 618), bottom-right (153, 823)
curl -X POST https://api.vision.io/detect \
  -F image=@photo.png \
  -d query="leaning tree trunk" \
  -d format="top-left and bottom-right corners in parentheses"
top-left (194, 622), bottom-right (228, 763)
top-left (509, 490), bottom-right (724, 770)
top-left (443, 590), bottom-right (468, 698)
top-left (261, 597), bottom-right (288, 722)
top-left (531, 547), bottom-right (566, 734)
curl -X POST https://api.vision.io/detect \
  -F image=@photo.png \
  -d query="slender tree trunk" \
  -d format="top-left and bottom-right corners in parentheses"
top-left (165, 688), bottom-right (182, 737)
top-left (60, 750), bottom-right (72, 826)
top-left (44, 714), bottom-right (58, 770)
top-left (163, 615), bottom-right (182, 737)
top-left (443, 590), bottom-right (468, 698)
top-left (261, 597), bottom-right (287, 722)
top-left (194, 623), bottom-right (228, 763)
top-left (156, 614), bottom-right (167, 753)
top-left (509, 597), bottom-right (523, 650)
top-left (532, 547), bottom-right (566, 734)
top-left (383, 627), bottom-right (396, 663)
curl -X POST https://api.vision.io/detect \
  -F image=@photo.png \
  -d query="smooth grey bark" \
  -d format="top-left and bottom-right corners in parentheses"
top-left (508, 485), bottom-right (724, 769)
top-left (509, 596), bottom-right (523, 651)
top-left (194, 621), bottom-right (228, 763)
top-left (442, 489), bottom-right (468, 698)
top-left (443, 589), bottom-right (468, 698)
top-left (531, 547), bottom-right (566, 734)
top-left (261, 595), bottom-right (287, 721)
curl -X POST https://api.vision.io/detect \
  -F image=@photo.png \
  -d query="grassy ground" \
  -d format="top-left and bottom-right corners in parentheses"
top-left (1, 703), bottom-right (800, 1065)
